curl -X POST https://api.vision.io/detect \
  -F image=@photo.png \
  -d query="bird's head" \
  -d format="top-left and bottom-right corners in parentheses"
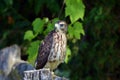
top-left (55, 21), bottom-right (67, 33)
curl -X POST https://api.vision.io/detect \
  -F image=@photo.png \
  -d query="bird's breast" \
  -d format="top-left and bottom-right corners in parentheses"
top-left (48, 32), bottom-right (67, 62)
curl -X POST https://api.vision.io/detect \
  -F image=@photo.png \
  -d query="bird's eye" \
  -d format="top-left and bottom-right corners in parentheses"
top-left (60, 24), bottom-right (64, 27)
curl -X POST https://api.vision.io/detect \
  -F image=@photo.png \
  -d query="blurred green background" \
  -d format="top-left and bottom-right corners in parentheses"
top-left (0, 0), bottom-right (120, 80)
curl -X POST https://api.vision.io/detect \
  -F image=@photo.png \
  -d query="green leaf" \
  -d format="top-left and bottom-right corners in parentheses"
top-left (27, 40), bottom-right (40, 65)
top-left (68, 25), bottom-right (74, 38)
top-left (43, 18), bottom-right (59, 35)
top-left (44, 22), bottom-right (54, 35)
top-left (65, 47), bottom-right (71, 63)
top-left (43, 17), bottom-right (49, 23)
top-left (24, 30), bottom-right (35, 41)
top-left (73, 22), bottom-right (85, 39)
top-left (68, 22), bottom-right (85, 39)
top-left (32, 18), bottom-right (44, 34)
top-left (65, 0), bottom-right (85, 23)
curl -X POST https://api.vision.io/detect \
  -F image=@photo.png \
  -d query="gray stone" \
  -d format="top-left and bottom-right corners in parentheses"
top-left (0, 45), bottom-right (34, 80)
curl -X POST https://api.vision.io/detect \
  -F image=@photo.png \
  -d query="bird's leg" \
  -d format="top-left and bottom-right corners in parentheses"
top-left (51, 71), bottom-right (57, 80)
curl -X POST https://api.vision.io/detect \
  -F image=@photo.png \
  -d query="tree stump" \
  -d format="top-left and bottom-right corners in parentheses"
top-left (24, 68), bottom-right (68, 80)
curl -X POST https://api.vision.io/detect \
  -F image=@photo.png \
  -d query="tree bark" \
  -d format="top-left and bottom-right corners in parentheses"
top-left (24, 68), bottom-right (68, 80)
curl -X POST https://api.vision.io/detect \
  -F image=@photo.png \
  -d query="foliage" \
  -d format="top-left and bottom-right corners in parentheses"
top-left (68, 0), bottom-right (120, 80)
top-left (65, 0), bottom-right (85, 23)
top-left (0, 0), bottom-right (120, 80)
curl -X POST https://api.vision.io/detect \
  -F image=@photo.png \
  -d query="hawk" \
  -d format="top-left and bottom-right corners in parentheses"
top-left (35, 21), bottom-right (67, 71)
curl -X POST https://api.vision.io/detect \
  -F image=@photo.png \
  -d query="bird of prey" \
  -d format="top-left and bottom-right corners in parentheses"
top-left (35, 21), bottom-right (67, 71)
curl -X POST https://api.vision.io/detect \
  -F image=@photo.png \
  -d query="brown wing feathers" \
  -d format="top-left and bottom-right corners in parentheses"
top-left (35, 30), bottom-right (55, 69)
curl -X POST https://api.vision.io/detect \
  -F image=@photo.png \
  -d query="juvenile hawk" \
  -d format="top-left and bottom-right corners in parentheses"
top-left (35, 21), bottom-right (67, 70)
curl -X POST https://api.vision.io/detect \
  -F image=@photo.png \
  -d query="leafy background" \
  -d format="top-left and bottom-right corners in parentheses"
top-left (0, 0), bottom-right (120, 80)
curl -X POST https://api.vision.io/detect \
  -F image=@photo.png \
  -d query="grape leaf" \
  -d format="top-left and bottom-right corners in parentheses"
top-left (27, 40), bottom-right (40, 65)
top-left (68, 22), bottom-right (85, 39)
top-left (65, 0), bottom-right (85, 23)
top-left (65, 47), bottom-right (71, 63)
top-left (73, 22), bottom-right (85, 39)
top-left (24, 30), bottom-right (35, 41)
top-left (32, 18), bottom-right (44, 34)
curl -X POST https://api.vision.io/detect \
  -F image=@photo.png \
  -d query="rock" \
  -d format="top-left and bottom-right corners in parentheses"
top-left (0, 45), bottom-right (21, 76)
top-left (7, 62), bottom-right (34, 80)
top-left (0, 44), bottom-right (34, 80)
